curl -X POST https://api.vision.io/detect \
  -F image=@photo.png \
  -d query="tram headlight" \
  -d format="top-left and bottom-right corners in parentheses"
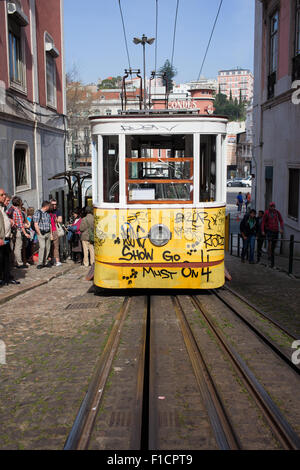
top-left (148, 224), bottom-right (171, 247)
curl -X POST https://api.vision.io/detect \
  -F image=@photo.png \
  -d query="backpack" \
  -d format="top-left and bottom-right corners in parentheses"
top-left (264, 209), bottom-right (279, 228)
top-left (88, 226), bottom-right (94, 244)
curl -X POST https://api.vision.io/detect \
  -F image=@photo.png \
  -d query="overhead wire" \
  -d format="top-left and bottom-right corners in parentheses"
top-left (197, 0), bottom-right (223, 81)
top-left (171, 0), bottom-right (179, 70)
top-left (118, 0), bottom-right (131, 70)
top-left (154, 0), bottom-right (158, 77)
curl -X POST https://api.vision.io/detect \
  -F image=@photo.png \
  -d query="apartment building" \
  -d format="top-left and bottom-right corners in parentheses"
top-left (218, 68), bottom-right (254, 102)
top-left (253, 0), bottom-right (300, 245)
top-left (0, 0), bottom-right (66, 208)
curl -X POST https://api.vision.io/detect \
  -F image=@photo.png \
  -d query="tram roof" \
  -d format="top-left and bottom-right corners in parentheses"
top-left (89, 109), bottom-right (228, 121)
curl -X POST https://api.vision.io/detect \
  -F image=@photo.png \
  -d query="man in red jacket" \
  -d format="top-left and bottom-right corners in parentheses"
top-left (261, 202), bottom-right (284, 268)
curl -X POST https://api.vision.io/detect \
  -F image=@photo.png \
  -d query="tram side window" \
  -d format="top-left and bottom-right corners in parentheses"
top-left (200, 135), bottom-right (216, 202)
top-left (103, 136), bottom-right (119, 202)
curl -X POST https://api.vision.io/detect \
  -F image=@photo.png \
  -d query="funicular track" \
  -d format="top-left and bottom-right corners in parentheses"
top-left (188, 295), bottom-right (300, 450)
top-left (64, 292), bottom-right (300, 451)
top-left (211, 287), bottom-right (300, 375)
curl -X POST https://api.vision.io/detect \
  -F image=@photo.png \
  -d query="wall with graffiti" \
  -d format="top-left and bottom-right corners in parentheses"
top-left (94, 206), bottom-right (225, 289)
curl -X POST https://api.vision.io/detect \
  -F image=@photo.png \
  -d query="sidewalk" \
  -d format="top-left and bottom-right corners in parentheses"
top-left (225, 252), bottom-right (300, 338)
top-left (0, 260), bottom-right (77, 306)
top-left (228, 235), bottom-right (300, 279)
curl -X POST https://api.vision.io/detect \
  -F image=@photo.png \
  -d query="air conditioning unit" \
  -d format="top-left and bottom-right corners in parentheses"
top-left (7, 2), bottom-right (29, 26)
top-left (45, 42), bottom-right (60, 58)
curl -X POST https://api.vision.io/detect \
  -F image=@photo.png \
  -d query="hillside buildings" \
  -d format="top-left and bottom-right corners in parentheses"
top-left (218, 68), bottom-right (254, 102)
top-left (66, 79), bottom-right (219, 169)
top-left (67, 71), bottom-right (253, 181)
top-left (0, 0), bottom-right (66, 208)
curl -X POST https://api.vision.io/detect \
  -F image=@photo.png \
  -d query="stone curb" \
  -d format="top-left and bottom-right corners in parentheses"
top-left (0, 265), bottom-right (76, 306)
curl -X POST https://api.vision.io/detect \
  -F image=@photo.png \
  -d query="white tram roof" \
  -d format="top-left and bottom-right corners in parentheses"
top-left (89, 109), bottom-right (228, 135)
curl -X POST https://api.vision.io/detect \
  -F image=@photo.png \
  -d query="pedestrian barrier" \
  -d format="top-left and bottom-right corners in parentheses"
top-left (230, 233), bottom-right (300, 276)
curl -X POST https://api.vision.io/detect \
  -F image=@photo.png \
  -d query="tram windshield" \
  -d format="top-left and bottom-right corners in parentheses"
top-left (101, 132), bottom-right (218, 204)
top-left (126, 134), bottom-right (193, 203)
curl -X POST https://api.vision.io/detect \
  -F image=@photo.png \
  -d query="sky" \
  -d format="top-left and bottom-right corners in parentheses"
top-left (63, 0), bottom-right (255, 85)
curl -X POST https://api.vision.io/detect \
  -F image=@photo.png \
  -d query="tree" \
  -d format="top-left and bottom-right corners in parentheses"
top-left (97, 76), bottom-right (122, 90)
top-left (213, 92), bottom-right (247, 121)
top-left (158, 59), bottom-right (177, 92)
top-left (66, 68), bottom-right (94, 168)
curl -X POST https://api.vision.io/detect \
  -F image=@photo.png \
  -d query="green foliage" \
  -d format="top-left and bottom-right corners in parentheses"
top-left (158, 59), bottom-right (177, 92)
top-left (98, 76), bottom-right (122, 89)
top-left (214, 92), bottom-right (247, 121)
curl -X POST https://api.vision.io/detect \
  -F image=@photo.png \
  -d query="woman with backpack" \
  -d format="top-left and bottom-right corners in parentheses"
top-left (79, 206), bottom-right (94, 267)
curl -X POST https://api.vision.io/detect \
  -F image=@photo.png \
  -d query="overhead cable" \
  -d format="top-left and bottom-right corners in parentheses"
top-left (197, 0), bottom-right (223, 81)
top-left (118, 0), bottom-right (131, 70)
top-left (155, 0), bottom-right (158, 76)
top-left (171, 0), bottom-right (179, 69)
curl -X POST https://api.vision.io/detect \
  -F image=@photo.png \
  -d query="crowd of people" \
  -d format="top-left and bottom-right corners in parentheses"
top-left (0, 187), bottom-right (94, 287)
top-left (1, 183), bottom-right (286, 286)
top-left (239, 202), bottom-right (284, 267)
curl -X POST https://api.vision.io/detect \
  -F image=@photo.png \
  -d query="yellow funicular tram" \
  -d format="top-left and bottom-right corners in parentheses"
top-left (90, 82), bottom-right (227, 290)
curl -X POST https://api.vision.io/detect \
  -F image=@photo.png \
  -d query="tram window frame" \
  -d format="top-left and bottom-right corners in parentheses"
top-left (103, 135), bottom-right (119, 203)
top-left (125, 134), bottom-right (194, 204)
top-left (199, 135), bottom-right (216, 202)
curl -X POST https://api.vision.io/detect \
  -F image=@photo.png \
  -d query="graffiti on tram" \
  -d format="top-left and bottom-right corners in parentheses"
top-left (94, 207), bottom-right (225, 286)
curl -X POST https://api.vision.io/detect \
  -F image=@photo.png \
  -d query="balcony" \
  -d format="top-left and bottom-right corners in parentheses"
top-left (292, 54), bottom-right (300, 81)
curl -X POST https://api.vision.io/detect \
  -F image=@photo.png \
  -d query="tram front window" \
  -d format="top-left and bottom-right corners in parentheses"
top-left (126, 134), bottom-right (193, 202)
top-left (103, 135), bottom-right (119, 202)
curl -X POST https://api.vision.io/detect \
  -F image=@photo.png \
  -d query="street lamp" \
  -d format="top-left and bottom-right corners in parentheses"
top-left (133, 35), bottom-right (155, 110)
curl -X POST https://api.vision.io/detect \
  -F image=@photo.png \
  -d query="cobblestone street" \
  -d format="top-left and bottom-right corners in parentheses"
top-left (225, 253), bottom-right (300, 337)
top-left (0, 262), bottom-right (124, 449)
top-left (0, 256), bottom-right (299, 450)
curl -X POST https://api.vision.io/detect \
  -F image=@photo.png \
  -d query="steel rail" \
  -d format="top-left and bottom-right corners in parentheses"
top-left (213, 289), bottom-right (300, 376)
top-left (64, 297), bottom-right (132, 450)
top-left (173, 296), bottom-right (240, 450)
top-left (221, 285), bottom-right (298, 341)
top-left (191, 295), bottom-right (300, 450)
top-left (130, 296), bottom-right (148, 450)
top-left (148, 295), bottom-right (158, 450)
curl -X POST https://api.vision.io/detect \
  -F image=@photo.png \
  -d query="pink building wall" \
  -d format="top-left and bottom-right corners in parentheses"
top-left (152, 88), bottom-right (215, 114)
top-left (0, 1), bottom-right (9, 87)
top-left (35, 0), bottom-right (63, 113)
top-left (277, 0), bottom-right (291, 80)
top-left (0, 0), bottom-right (63, 113)
top-left (261, 0), bottom-right (293, 85)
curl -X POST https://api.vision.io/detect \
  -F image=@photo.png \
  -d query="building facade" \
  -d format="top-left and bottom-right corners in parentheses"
top-left (66, 84), bottom-right (141, 169)
top-left (253, 0), bottom-right (300, 245)
top-left (226, 121), bottom-right (246, 177)
top-left (218, 68), bottom-right (254, 102)
top-left (0, 0), bottom-right (66, 208)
